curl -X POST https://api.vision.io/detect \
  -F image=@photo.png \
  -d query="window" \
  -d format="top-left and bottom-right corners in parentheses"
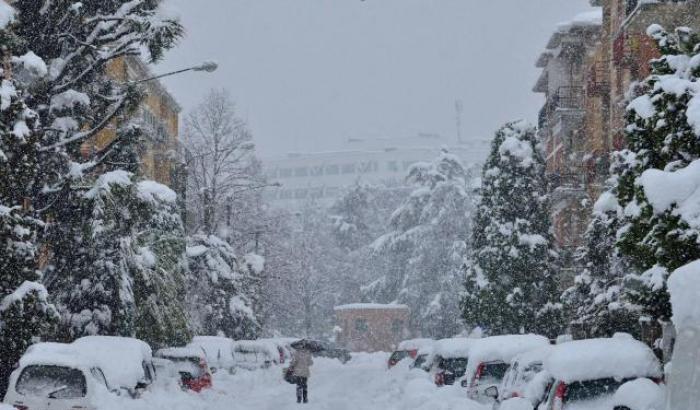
top-left (17, 365), bottom-right (87, 399)
top-left (354, 318), bottom-right (368, 333)
top-left (391, 319), bottom-right (403, 334)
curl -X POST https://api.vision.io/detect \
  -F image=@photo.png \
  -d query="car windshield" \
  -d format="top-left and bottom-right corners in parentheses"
top-left (164, 357), bottom-right (205, 378)
top-left (390, 351), bottom-right (409, 362)
top-left (413, 354), bottom-right (428, 368)
top-left (565, 377), bottom-right (631, 403)
top-left (481, 362), bottom-right (509, 381)
top-left (16, 365), bottom-right (87, 399)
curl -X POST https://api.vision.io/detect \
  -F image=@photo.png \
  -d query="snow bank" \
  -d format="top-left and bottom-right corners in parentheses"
top-left (500, 397), bottom-right (534, 410)
top-left (434, 337), bottom-right (472, 359)
top-left (668, 259), bottom-right (700, 329)
top-left (71, 336), bottom-right (152, 388)
top-left (638, 159), bottom-right (700, 229)
top-left (544, 337), bottom-right (661, 383)
top-left (334, 303), bottom-right (409, 311)
top-left (612, 378), bottom-right (665, 410)
top-left (465, 335), bottom-right (549, 380)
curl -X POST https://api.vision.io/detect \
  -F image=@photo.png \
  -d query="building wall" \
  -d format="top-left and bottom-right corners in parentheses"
top-left (82, 56), bottom-right (182, 190)
top-left (335, 306), bottom-right (410, 353)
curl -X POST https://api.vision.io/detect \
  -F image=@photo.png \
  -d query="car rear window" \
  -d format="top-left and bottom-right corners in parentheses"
top-left (17, 365), bottom-right (87, 399)
top-left (481, 362), bottom-right (509, 380)
top-left (565, 377), bottom-right (630, 402)
top-left (390, 351), bottom-right (409, 362)
top-left (441, 358), bottom-right (468, 374)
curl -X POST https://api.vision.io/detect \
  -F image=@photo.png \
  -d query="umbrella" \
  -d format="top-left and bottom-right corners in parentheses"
top-left (290, 339), bottom-right (325, 353)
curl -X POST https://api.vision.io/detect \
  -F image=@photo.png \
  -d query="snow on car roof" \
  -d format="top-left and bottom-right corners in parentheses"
top-left (510, 345), bottom-right (552, 367)
top-left (397, 338), bottom-right (433, 351)
top-left (188, 336), bottom-right (235, 364)
top-left (333, 303), bottom-right (409, 311)
top-left (155, 347), bottom-right (205, 360)
top-left (71, 336), bottom-right (153, 388)
top-left (466, 334), bottom-right (550, 378)
top-left (543, 337), bottom-right (662, 383)
top-left (433, 338), bottom-right (472, 359)
top-left (20, 343), bottom-right (94, 370)
top-left (233, 340), bottom-right (277, 355)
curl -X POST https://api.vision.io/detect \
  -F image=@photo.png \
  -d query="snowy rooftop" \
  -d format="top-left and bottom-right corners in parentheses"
top-left (544, 336), bottom-right (661, 383)
top-left (334, 303), bottom-right (409, 311)
top-left (556, 9), bottom-right (603, 32)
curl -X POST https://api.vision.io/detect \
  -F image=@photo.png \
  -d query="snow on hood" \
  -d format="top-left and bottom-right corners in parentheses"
top-left (233, 340), bottom-right (277, 356)
top-left (544, 337), bottom-right (661, 383)
top-left (398, 338), bottom-right (434, 351)
top-left (433, 338), bottom-right (472, 359)
top-left (613, 378), bottom-right (665, 410)
top-left (669, 259), bottom-right (700, 329)
top-left (71, 336), bottom-right (152, 388)
top-left (465, 334), bottom-right (549, 379)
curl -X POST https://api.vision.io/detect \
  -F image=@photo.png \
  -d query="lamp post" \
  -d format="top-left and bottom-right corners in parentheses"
top-left (130, 60), bottom-right (218, 84)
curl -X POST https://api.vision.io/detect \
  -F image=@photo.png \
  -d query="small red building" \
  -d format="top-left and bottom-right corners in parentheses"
top-left (334, 303), bottom-right (410, 353)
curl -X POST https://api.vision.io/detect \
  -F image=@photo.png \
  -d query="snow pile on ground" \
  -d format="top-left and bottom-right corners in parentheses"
top-left (97, 352), bottom-right (488, 410)
top-left (499, 397), bottom-right (534, 410)
top-left (613, 378), bottom-right (665, 410)
top-left (668, 260), bottom-right (700, 329)
top-left (465, 334), bottom-right (549, 380)
top-left (544, 337), bottom-right (661, 383)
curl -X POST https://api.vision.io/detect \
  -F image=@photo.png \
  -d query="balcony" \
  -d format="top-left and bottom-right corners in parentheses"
top-left (548, 172), bottom-right (587, 202)
top-left (587, 61), bottom-right (610, 96)
top-left (556, 86), bottom-right (585, 110)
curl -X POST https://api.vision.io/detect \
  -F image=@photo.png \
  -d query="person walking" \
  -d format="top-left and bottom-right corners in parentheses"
top-left (290, 347), bottom-right (313, 403)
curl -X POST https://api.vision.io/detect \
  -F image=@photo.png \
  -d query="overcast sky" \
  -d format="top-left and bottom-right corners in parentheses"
top-left (157, 0), bottom-right (592, 158)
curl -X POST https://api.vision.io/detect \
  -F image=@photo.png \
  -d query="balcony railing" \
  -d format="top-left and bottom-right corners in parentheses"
top-left (556, 86), bottom-right (585, 110)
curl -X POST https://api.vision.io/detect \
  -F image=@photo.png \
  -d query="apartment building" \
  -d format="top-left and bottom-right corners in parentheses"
top-left (81, 56), bottom-right (184, 194)
top-left (534, 10), bottom-right (603, 288)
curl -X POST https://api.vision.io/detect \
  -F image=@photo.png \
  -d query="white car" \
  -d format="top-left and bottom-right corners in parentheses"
top-left (463, 334), bottom-right (550, 403)
top-left (71, 335), bottom-right (156, 397)
top-left (492, 345), bottom-right (553, 408)
top-left (4, 343), bottom-right (116, 410)
top-left (536, 335), bottom-right (662, 410)
top-left (232, 340), bottom-right (278, 370)
top-left (188, 336), bottom-right (237, 374)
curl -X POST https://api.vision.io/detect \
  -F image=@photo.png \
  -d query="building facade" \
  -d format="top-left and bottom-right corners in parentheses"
top-left (263, 134), bottom-right (490, 209)
top-left (334, 304), bottom-right (410, 353)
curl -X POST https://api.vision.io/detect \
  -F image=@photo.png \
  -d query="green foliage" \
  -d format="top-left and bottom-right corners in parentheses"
top-left (462, 120), bottom-right (563, 338)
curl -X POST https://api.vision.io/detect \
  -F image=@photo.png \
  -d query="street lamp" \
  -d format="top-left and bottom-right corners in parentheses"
top-left (131, 60), bottom-right (218, 84)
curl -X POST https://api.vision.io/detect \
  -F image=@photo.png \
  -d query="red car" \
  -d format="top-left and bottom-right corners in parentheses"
top-left (155, 347), bottom-right (214, 393)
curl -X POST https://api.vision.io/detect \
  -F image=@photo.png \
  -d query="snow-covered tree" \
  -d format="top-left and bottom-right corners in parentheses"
top-left (561, 193), bottom-right (640, 338)
top-left (610, 25), bottom-right (700, 323)
top-left (182, 89), bottom-right (262, 236)
top-left (367, 149), bottom-right (474, 338)
top-left (186, 234), bottom-right (261, 340)
top-left (462, 121), bottom-right (563, 338)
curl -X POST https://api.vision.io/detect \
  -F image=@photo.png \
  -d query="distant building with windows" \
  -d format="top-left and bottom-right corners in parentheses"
top-left (334, 304), bottom-right (410, 353)
top-left (262, 134), bottom-right (490, 208)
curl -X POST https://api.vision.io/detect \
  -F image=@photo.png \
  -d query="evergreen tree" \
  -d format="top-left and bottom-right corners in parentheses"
top-left (561, 193), bottom-right (639, 338)
top-left (461, 121), bottom-right (563, 337)
top-left (0, 19), bottom-right (58, 395)
top-left (613, 25), bottom-right (700, 323)
top-left (368, 149), bottom-right (474, 337)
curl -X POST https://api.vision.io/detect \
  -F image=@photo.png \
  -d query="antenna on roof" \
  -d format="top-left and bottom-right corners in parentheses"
top-left (455, 99), bottom-right (464, 145)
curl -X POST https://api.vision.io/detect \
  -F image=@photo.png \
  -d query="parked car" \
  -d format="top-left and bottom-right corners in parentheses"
top-left (493, 345), bottom-right (553, 408)
top-left (233, 340), bottom-right (278, 370)
top-left (432, 338), bottom-right (472, 386)
top-left (410, 344), bottom-right (437, 372)
top-left (258, 338), bottom-right (296, 364)
top-left (187, 336), bottom-right (237, 374)
top-left (4, 342), bottom-right (116, 410)
top-left (388, 338), bottom-right (433, 368)
top-left (309, 340), bottom-right (351, 364)
top-left (154, 347), bottom-right (213, 392)
top-left (463, 334), bottom-right (550, 402)
top-left (535, 336), bottom-right (662, 410)
top-left (71, 335), bottom-right (156, 398)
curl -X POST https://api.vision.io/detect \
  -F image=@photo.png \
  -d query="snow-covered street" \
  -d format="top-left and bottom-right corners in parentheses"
top-left (104, 354), bottom-right (487, 410)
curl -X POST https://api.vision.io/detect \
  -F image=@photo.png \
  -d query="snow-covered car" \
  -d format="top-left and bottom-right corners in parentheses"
top-left (432, 338), bottom-right (472, 386)
top-left (410, 343), bottom-right (438, 372)
top-left (463, 334), bottom-right (550, 402)
top-left (258, 338), bottom-right (297, 364)
top-left (232, 340), bottom-right (278, 370)
top-left (71, 335), bottom-right (156, 397)
top-left (154, 347), bottom-right (213, 392)
top-left (187, 336), bottom-right (237, 374)
top-left (4, 343), bottom-right (116, 410)
top-left (492, 345), bottom-right (553, 408)
top-left (537, 335), bottom-right (662, 410)
top-left (611, 378), bottom-right (665, 410)
top-left (388, 338), bottom-right (433, 368)
top-left (307, 340), bottom-right (352, 364)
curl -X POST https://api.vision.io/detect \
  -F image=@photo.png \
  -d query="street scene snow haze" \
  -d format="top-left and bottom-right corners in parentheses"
top-left (1, 0), bottom-right (700, 409)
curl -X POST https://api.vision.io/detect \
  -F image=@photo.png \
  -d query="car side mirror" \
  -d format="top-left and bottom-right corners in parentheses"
top-left (460, 379), bottom-right (469, 388)
top-left (485, 386), bottom-right (499, 399)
